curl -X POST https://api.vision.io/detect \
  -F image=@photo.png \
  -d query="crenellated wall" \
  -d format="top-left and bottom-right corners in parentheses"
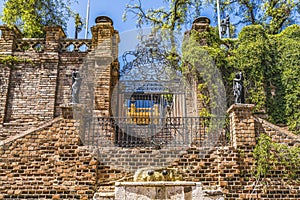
top-left (0, 17), bottom-right (119, 141)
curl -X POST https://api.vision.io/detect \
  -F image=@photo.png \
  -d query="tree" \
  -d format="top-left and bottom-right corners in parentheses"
top-left (123, 0), bottom-right (300, 133)
top-left (124, 0), bottom-right (300, 35)
top-left (219, 0), bottom-right (300, 34)
top-left (123, 0), bottom-right (203, 67)
top-left (1, 0), bottom-right (76, 38)
top-left (123, 0), bottom-right (201, 32)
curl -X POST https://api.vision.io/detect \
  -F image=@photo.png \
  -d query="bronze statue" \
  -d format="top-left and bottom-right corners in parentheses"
top-left (233, 72), bottom-right (245, 104)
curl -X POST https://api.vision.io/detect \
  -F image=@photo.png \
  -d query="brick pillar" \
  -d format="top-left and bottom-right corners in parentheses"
top-left (0, 26), bottom-right (22, 125)
top-left (192, 17), bottom-right (210, 31)
top-left (191, 17), bottom-right (210, 45)
top-left (227, 104), bottom-right (256, 148)
top-left (184, 17), bottom-right (211, 116)
top-left (44, 26), bottom-right (66, 52)
top-left (43, 26), bottom-right (66, 120)
top-left (0, 25), bottom-right (22, 54)
top-left (90, 16), bottom-right (120, 116)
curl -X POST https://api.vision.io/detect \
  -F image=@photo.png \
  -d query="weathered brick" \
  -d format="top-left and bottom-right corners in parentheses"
top-left (0, 17), bottom-right (300, 200)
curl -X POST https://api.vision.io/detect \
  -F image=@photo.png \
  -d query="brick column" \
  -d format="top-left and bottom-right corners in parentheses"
top-left (184, 17), bottom-right (211, 116)
top-left (0, 26), bottom-right (21, 125)
top-left (90, 16), bottom-right (120, 116)
top-left (44, 26), bottom-right (66, 52)
top-left (227, 104), bottom-right (256, 148)
top-left (188, 16), bottom-right (210, 45)
top-left (0, 25), bottom-right (22, 54)
top-left (43, 26), bottom-right (66, 119)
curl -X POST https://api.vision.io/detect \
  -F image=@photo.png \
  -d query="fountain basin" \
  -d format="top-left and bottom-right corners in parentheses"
top-left (114, 181), bottom-right (223, 200)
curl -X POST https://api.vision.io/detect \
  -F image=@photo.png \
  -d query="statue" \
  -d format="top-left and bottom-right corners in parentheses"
top-left (233, 72), bottom-right (245, 104)
top-left (71, 70), bottom-right (82, 103)
top-left (133, 167), bottom-right (182, 182)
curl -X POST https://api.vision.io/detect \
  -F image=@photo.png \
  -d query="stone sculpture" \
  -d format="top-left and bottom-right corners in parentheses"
top-left (133, 167), bottom-right (182, 182)
top-left (233, 72), bottom-right (245, 104)
top-left (71, 70), bottom-right (82, 103)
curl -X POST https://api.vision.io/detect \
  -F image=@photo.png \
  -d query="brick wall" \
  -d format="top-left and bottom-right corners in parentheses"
top-left (0, 67), bottom-right (10, 124)
top-left (0, 17), bottom-right (119, 141)
top-left (4, 63), bottom-right (57, 123)
top-left (97, 147), bottom-right (189, 172)
top-left (55, 54), bottom-right (87, 117)
top-left (1, 117), bottom-right (298, 200)
top-left (0, 17), bottom-right (300, 200)
top-left (227, 104), bottom-right (256, 148)
top-left (254, 117), bottom-right (300, 146)
top-left (94, 104), bottom-right (300, 199)
top-left (0, 118), bottom-right (98, 200)
top-left (92, 18), bottom-right (119, 116)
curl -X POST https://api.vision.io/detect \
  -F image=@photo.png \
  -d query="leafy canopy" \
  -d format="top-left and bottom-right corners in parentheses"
top-left (195, 24), bottom-right (300, 133)
top-left (1, 0), bottom-right (76, 38)
top-left (124, 0), bottom-right (300, 133)
top-left (123, 0), bottom-right (202, 32)
top-left (218, 0), bottom-right (300, 34)
top-left (124, 0), bottom-right (300, 35)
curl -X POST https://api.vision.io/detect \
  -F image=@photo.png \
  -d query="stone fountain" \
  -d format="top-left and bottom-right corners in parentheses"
top-left (112, 168), bottom-right (224, 200)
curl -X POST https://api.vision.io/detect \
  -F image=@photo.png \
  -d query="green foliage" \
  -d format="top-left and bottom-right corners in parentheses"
top-left (0, 55), bottom-right (31, 68)
top-left (232, 25), bottom-right (271, 112)
top-left (123, 0), bottom-right (202, 32)
top-left (264, 0), bottom-right (299, 34)
top-left (224, 24), bottom-right (299, 133)
top-left (182, 28), bottom-right (227, 117)
top-left (220, 0), bottom-right (300, 34)
top-left (1, 0), bottom-right (76, 38)
top-left (123, 0), bottom-right (203, 58)
top-left (253, 134), bottom-right (300, 179)
top-left (187, 24), bottom-right (299, 133)
top-left (275, 25), bottom-right (300, 133)
top-left (125, 0), bottom-right (300, 35)
top-left (123, 0), bottom-right (299, 133)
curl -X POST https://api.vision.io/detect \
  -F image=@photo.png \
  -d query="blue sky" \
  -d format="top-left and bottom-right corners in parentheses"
top-left (1, 1), bottom-right (299, 39)
top-left (73, 0), bottom-right (173, 38)
top-left (70, 0), bottom-right (215, 39)
top-left (0, 0), bottom-right (215, 39)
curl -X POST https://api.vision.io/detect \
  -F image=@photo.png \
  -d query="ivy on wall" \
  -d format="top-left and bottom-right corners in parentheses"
top-left (0, 55), bottom-right (31, 68)
top-left (184, 24), bottom-right (300, 134)
top-left (182, 29), bottom-right (227, 117)
top-left (253, 134), bottom-right (300, 180)
top-left (275, 25), bottom-right (300, 134)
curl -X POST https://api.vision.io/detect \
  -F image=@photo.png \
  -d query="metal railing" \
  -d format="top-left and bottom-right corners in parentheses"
top-left (81, 116), bottom-right (229, 148)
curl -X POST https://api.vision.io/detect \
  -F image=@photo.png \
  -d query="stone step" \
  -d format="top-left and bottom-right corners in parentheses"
top-left (93, 192), bottom-right (114, 200)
